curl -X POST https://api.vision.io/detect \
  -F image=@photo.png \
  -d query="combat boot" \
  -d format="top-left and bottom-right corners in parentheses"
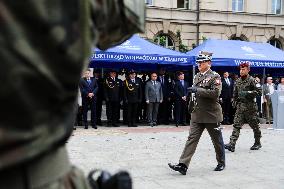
top-left (224, 143), bottom-right (235, 152)
top-left (250, 141), bottom-right (262, 150)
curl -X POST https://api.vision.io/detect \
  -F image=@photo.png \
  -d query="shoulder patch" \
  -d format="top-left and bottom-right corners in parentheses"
top-left (215, 78), bottom-right (221, 85)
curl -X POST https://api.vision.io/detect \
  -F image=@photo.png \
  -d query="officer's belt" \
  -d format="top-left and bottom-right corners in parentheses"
top-left (0, 145), bottom-right (71, 189)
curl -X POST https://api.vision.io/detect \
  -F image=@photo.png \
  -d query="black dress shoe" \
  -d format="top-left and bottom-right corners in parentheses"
top-left (168, 163), bottom-right (187, 175)
top-left (181, 123), bottom-right (187, 126)
top-left (84, 126), bottom-right (88, 129)
top-left (224, 143), bottom-right (235, 152)
top-left (92, 126), bottom-right (98, 129)
top-left (250, 143), bottom-right (262, 150)
top-left (214, 164), bottom-right (225, 171)
top-left (175, 123), bottom-right (179, 127)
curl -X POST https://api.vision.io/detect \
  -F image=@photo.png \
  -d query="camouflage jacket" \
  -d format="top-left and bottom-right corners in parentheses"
top-left (233, 75), bottom-right (262, 110)
top-left (0, 0), bottom-right (144, 170)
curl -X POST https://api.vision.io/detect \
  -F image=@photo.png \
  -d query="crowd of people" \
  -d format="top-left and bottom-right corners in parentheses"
top-left (76, 67), bottom-right (284, 129)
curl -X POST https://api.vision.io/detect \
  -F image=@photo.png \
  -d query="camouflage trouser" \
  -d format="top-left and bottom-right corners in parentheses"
top-left (0, 146), bottom-right (91, 189)
top-left (229, 105), bottom-right (261, 146)
top-left (41, 167), bottom-right (91, 189)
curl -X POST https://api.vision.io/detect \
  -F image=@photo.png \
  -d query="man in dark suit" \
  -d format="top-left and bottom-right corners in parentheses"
top-left (157, 68), bottom-right (173, 125)
top-left (124, 69), bottom-right (142, 127)
top-left (93, 69), bottom-right (104, 126)
top-left (104, 70), bottom-right (122, 127)
top-left (220, 72), bottom-right (234, 125)
top-left (145, 72), bottom-right (163, 127)
top-left (79, 69), bottom-right (98, 129)
top-left (173, 71), bottom-right (189, 127)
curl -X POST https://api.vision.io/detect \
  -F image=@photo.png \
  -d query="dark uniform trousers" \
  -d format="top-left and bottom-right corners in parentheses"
top-left (179, 122), bottom-right (225, 167)
top-left (106, 101), bottom-right (120, 125)
top-left (158, 100), bottom-right (171, 124)
top-left (128, 102), bottom-right (138, 125)
top-left (174, 100), bottom-right (187, 124)
top-left (82, 97), bottom-right (96, 126)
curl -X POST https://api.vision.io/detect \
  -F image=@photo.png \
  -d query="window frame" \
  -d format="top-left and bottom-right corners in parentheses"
top-left (177, 0), bottom-right (190, 9)
top-left (232, 0), bottom-right (244, 12)
top-left (154, 34), bottom-right (175, 50)
top-left (268, 38), bottom-right (283, 49)
top-left (145, 0), bottom-right (153, 6)
top-left (272, 0), bottom-right (282, 14)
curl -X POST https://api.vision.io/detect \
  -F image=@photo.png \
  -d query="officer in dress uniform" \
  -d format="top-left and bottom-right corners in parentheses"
top-left (168, 51), bottom-right (225, 175)
top-left (124, 69), bottom-right (142, 127)
top-left (104, 70), bottom-right (123, 127)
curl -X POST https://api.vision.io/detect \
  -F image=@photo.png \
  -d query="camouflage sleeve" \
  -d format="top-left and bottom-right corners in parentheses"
top-left (250, 79), bottom-right (262, 97)
top-left (196, 75), bottom-right (222, 100)
top-left (232, 82), bottom-right (239, 107)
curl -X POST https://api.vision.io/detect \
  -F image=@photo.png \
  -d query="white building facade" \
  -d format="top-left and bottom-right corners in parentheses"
top-left (142, 0), bottom-right (284, 51)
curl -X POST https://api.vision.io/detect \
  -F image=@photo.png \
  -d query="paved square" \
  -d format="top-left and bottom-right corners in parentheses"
top-left (67, 125), bottom-right (284, 189)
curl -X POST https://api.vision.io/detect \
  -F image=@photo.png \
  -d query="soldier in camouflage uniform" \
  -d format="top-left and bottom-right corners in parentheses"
top-left (168, 51), bottom-right (225, 175)
top-left (0, 0), bottom-right (144, 188)
top-left (225, 62), bottom-right (262, 152)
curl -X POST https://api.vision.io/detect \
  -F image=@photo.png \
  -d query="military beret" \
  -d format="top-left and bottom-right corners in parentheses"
top-left (196, 51), bottom-right (213, 62)
top-left (239, 62), bottom-right (250, 69)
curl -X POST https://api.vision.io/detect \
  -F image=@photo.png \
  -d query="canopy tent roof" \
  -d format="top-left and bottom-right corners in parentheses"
top-left (187, 39), bottom-right (284, 68)
top-left (89, 35), bottom-right (191, 70)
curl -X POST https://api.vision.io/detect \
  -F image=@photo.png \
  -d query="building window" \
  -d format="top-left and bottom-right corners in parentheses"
top-left (177, 0), bottom-right (190, 9)
top-left (229, 34), bottom-right (247, 41)
top-left (232, 0), bottom-right (244, 12)
top-left (268, 38), bottom-right (282, 49)
top-left (272, 0), bottom-right (282, 14)
top-left (145, 0), bottom-right (153, 6)
top-left (154, 34), bottom-right (175, 50)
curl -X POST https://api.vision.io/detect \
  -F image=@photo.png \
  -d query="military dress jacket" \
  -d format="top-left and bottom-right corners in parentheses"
top-left (104, 77), bottom-right (122, 102)
top-left (123, 78), bottom-right (142, 103)
top-left (191, 69), bottom-right (223, 123)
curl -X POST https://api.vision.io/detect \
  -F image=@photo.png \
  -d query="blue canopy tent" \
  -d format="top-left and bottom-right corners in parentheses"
top-left (89, 35), bottom-right (192, 71)
top-left (187, 39), bottom-right (284, 68)
top-left (187, 39), bottom-right (284, 78)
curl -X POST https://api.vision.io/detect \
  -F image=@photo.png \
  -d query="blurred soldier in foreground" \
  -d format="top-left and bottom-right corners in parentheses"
top-left (0, 0), bottom-right (144, 188)
top-left (225, 63), bottom-right (262, 152)
top-left (168, 51), bottom-right (225, 175)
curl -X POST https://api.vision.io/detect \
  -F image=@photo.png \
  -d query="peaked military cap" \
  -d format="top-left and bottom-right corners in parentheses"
top-left (196, 51), bottom-right (213, 62)
top-left (128, 69), bottom-right (136, 74)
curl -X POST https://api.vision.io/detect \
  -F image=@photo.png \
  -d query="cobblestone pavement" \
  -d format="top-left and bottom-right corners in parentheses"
top-left (67, 124), bottom-right (284, 189)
